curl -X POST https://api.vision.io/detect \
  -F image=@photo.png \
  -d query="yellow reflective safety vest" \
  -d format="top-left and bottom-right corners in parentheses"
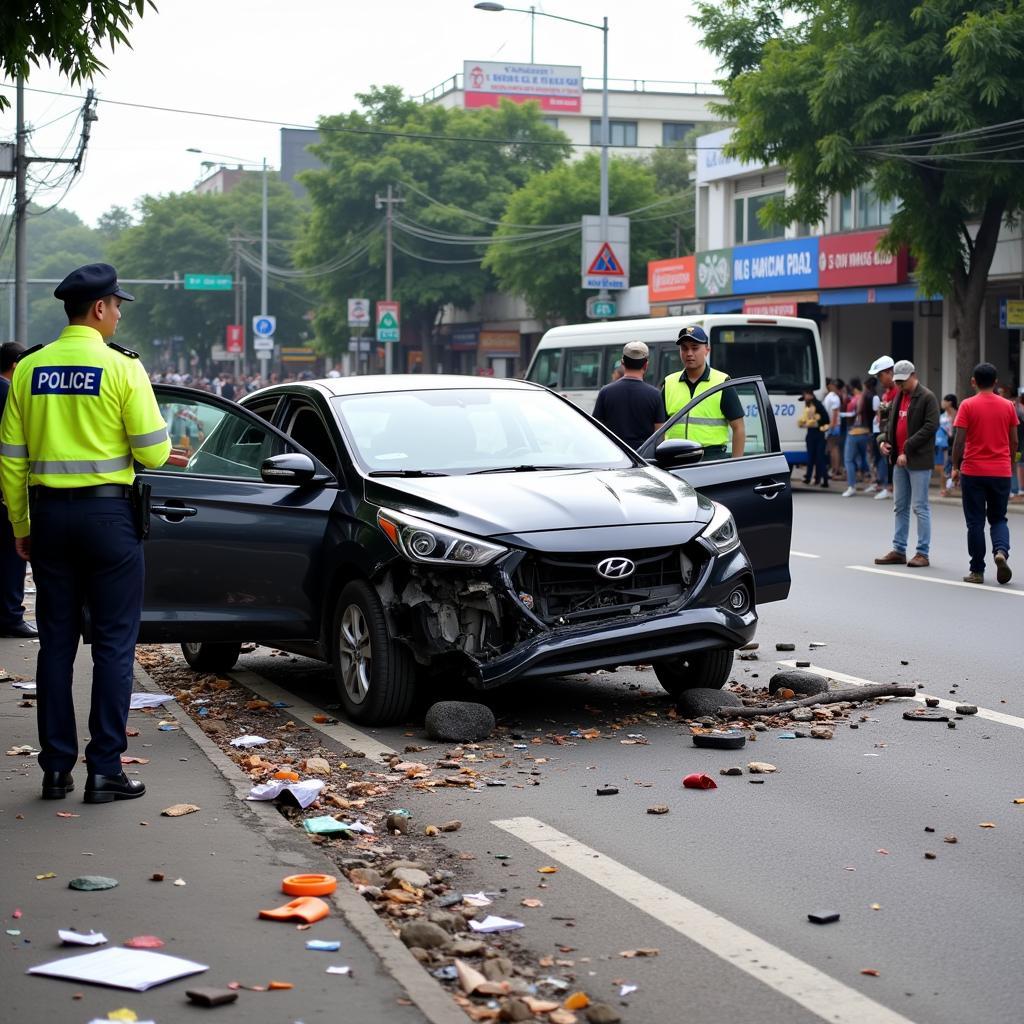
top-left (663, 366), bottom-right (730, 444)
top-left (0, 325), bottom-right (171, 537)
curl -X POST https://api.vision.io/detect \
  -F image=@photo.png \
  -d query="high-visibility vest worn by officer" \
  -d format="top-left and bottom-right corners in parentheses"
top-left (0, 325), bottom-right (171, 538)
top-left (663, 366), bottom-right (730, 445)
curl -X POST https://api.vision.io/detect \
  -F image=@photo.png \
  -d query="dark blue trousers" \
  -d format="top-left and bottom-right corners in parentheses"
top-left (31, 495), bottom-right (143, 776)
top-left (805, 430), bottom-right (828, 483)
top-left (960, 474), bottom-right (1011, 574)
top-left (0, 508), bottom-right (27, 628)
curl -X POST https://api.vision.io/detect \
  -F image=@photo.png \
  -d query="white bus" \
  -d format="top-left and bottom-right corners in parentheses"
top-left (524, 314), bottom-right (825, 465)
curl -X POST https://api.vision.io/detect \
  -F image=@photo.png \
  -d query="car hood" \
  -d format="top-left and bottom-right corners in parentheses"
top-left (364, 466), bottom-right (711, 538)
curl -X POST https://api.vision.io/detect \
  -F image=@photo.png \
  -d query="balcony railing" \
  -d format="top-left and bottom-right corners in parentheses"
top-left (415, 74), bottom-right (722, 104)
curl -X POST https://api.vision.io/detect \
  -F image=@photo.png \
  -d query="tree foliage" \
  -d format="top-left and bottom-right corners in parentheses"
top-left (484, 154), bottom-right (686, 323)
top-left (693, 0), bottom-right (1024, 386)
top-left (107, 175), bottom-right (308, 366)
top-left (0, 1), bottom-right (156, 110)
top-left (297, 86), bottom-right (571, 360)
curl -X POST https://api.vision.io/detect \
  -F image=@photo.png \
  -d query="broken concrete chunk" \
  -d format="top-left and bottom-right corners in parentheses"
top-left (585, 1005), bottom-right (622, 1024)
top-left (747, 762), bottom-right (777, 773)
top-left (809, 726), bottom-right (834, 740)
top-left (424, 701), bottom-right (496, 742)
top-left (775, 643), bottom-right (796, 651)
top-left (390, 867), bottom-right (431, 889)
top-left (768, 670), bottom-right (830, 696)
top-left (955, 704), bottom-right (978, 715)
top-left (719, 767), bottom-right (743, 776)
top-left (399, 920), bottom-right (449, 950)
top-left (677, 688), bottom-right (743, 717)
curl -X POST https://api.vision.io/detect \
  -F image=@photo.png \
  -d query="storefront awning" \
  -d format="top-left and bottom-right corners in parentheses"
top-left (817, 284), bottom-right (939, 306)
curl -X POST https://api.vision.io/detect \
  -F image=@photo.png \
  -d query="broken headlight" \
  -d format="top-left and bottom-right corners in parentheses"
top-left (701, 501), bottom-right (740, 554)
top-left (376, 507), bottom-right (506, 567)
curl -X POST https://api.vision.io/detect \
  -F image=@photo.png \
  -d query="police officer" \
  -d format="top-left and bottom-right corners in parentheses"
top-left (0, 341), bottom-right (37, 638)
top-left (662, 325), bottom-right (746, 459)
top-left (0, 264), bottom-right (170, 803)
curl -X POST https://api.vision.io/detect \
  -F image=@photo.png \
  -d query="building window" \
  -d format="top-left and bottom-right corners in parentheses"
top-left (734, 190), bottom-right (785, 244)
top-left (838, 186), bottom-right (898, 230)
top-left (590, 120), bottom-right (638, 147)
top-left (662, 121), bottom-right (694, 146)
top-left (540, 116), bottom-right (559, 129)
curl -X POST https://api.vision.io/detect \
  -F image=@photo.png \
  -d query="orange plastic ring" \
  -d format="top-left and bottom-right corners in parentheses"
top-left (281, 873), bottom-right (337, 897)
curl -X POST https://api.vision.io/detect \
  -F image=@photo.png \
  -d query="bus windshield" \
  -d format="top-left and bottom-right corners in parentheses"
top-left (705, 326), bottom-right (818, 395)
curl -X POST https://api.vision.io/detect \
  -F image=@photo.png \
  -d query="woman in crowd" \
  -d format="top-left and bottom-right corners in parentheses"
top-left (842, 377), bottom-right (875, 497)
top-left (938, 393), bottom-right (958, 493)
top-left (799, 385), bottom-right (829, 486)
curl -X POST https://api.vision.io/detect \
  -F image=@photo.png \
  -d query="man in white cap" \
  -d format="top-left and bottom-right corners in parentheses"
top-left (868, 355), bottom-right (896, 499)
top-left (591, 341), bottom-right (665, 450)
top-left (875, 360), bottom-right (939, 568)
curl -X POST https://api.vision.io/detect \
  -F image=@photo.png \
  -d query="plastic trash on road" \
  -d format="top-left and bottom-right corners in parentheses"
top-left (248, 778), bottom-right (324, 809)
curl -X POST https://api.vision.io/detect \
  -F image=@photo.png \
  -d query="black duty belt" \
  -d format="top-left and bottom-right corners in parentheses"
top-left (32, 484), bottom-right (131, 500)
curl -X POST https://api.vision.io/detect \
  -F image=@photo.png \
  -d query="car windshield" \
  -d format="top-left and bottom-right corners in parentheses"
top-left (333, 387), bottom-right (634, 474)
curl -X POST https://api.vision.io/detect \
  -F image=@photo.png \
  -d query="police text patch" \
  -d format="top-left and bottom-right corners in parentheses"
top-left (31, 366), bottom-right (103, 396)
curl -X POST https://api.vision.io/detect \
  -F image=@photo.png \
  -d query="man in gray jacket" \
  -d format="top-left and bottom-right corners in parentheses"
top-left (874, 360), bottom-right (940, 568)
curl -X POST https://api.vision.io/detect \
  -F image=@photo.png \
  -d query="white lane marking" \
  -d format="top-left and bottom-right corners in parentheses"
top-left (847, 564), bottom-right (1023, 597)
top-left (791, 550), bottom-right (820, 559)
top-left (493, 817), bottom-right (919, 1024)
top-left (229, 669), bottom-right (397, 762)
top-left (777, 661), bottom-right (1024, 731)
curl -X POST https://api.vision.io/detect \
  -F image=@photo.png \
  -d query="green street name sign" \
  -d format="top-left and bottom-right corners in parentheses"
top-left (184, 273), bottom-right (233, 291)
top-left (586, 297), bottom-right (617, 319)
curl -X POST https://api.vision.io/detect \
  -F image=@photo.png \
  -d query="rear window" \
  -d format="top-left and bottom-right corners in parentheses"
top-left (709, 326), bottom-right (818, 395)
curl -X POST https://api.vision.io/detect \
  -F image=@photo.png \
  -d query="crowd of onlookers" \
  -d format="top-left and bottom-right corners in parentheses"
top-left (147, 368), bottom-right (333, 400)
top-left (799, 373), bottom-right (1024, 501)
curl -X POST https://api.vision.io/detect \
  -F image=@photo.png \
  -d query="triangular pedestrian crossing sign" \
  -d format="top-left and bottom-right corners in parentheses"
top-left (379, 312), bottom-right (398, 329)
top-left (587, 242), bottom-right (624, 276)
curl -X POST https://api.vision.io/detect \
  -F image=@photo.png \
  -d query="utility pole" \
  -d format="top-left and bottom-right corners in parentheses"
top-left (14, 77), bottom-right (27, 345)
top-left (12, 85), bottom-right (97, 344)
top-left (375, 184), bottom-right (404, 375)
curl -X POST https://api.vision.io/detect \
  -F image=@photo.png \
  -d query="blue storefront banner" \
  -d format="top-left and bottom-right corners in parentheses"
top-left (730, 237), bottom-right (819, 296)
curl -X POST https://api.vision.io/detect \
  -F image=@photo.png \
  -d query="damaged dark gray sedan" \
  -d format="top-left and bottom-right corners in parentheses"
top-left (138, 375), bottom-right (792, 724)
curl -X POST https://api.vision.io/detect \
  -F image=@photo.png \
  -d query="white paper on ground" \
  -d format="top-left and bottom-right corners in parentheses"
top-left (230, 734), bottom-right (269, 748)
top-left (341, 819), bottom-right (373, 834)
top-left (248, 778), bottom-right (324, 809)
top-left (462, 892), bottom-right (493, 908)
top-left (620, 984), bottom-right (638, 997)
top-left (27, 947), bottom-right (208, 991)
top-left (58, 929), bottom-right (107, 946)
top-left (128, 692), bottom-right (171, 709)
top-left (468, 915), bottom-right (524, 933)
top-left (326, 965), bottom-right (352, 975)
top-left (11, 681), bottom-right (36, 691)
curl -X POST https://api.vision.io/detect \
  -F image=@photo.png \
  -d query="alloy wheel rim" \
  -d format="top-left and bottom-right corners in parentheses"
top-left (338, 604), bottom-right (372, 704)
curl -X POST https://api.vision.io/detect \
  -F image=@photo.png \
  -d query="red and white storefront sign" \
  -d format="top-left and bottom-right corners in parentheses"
top-left (818, 228), bottom-right (907, 288)
top-left (463, 61), bottom-right (582, 113)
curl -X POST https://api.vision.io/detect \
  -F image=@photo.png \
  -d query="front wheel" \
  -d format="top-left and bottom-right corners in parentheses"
top-left (654, 649), bottom-right (734, 698)
top-left (331, 580), bottom-right (417, 725)
top-left (181, 642), bottom-right (242, 673)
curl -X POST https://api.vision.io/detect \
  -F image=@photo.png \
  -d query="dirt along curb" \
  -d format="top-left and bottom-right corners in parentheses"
top-left (131, 657), bottom-right (468, 1024)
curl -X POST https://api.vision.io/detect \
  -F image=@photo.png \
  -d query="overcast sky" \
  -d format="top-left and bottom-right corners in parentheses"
top-left (0, 0), bottom-right (721, 228)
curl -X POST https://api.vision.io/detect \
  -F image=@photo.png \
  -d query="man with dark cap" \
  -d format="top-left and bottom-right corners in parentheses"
top-left (0, 263), bottom-right (170, 803)
top-left (0, 341), bottom-right (36, 638)
top-left (592, 341), bottom-right (665, 449)
top-left (662, 324), bottom-right (745, 459)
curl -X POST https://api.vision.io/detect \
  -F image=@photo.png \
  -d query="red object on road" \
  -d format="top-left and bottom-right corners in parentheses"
top-left (124, 935), bottom-right (165, 949)
top-left (682, 773), bottom-right (718, 790)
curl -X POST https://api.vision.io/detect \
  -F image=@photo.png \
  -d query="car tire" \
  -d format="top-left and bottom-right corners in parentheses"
top-left (180, 642), bottom-right (243, 673)
top-left (653, 649), bottom-right (734, 697)
top-left (332, 580), bottom-right (416, 725)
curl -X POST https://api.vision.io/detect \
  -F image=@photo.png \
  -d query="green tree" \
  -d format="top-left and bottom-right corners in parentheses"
top-left (694, 0), bottom-right (1024, 389)
top-left (96, 206), bottom-right (134, 242)
top-left (297, 86), bottom-right (571, 367)
top-left (0, 1), bottom-right (155, 110)
top-left (484, 154), bottom-right (686, 322)
top-left (0, 205), bottom-right (107, 344)
top-left (107, 175), bottom-right (308, 368)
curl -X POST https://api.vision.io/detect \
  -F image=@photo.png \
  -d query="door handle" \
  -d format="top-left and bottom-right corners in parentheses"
top-left (753, 480), bottom-right (787, 498)
top-left (151, 504), bottom-right (198, 518)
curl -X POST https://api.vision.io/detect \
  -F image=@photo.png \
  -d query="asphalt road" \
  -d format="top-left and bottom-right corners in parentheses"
top-left (227, 488), bottom-right (1021, 1024)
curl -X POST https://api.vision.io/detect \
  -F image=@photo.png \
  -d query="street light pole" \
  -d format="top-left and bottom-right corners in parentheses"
top-left (474, 3), bottom-right (610, 303)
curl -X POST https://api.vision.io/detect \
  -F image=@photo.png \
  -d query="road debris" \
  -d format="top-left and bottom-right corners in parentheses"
top-left (468, 915), bottom-right (524, 933)
top-left (161, 803), bottom-right (200, 817)
top-left (807, 911), bottom-right (840, 924)
top-left (748, 762), bottom-right (777, 774)
top-left (691, 729), bottom-right (746, 749)
top-left (726, 684), bottom-right (915, 718)
top-left (258, 896), bottom-right (331, 923)
top-left (59, 929), bottom-right (108, 945)
top-left (955, 705), bottom-right (978, 715)
top-left (619, 948), bottom-right (659, 958)
top-left (646, 805), bottom-right (670, 815)
top-left (186, 987), bottom-right (239, 1006)
top-left (682, 772), bottom-right (717, 790)
top-left (68, 876), bottom-right (119, 891)
top-left (424, 701), bottom-right (496, 742)
top-left (596, 786), bottom-right (619, 796)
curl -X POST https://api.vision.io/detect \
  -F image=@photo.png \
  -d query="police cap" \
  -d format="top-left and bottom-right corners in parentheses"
top-left (54, 263), bottom-right (135, 304)
top-left (677, 324), bottom-right (709, 345)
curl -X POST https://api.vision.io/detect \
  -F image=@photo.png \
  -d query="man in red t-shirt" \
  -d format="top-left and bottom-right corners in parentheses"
top-left (952, 362), bottom-right (1020, 584)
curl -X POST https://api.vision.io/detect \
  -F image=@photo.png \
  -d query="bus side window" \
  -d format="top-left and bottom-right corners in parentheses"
top-left (528, 348), bottom-right (562, 389)
top-left (658, 344), bottom-right (681, 382)
top-left (565, 349), bottom-right (604, 389)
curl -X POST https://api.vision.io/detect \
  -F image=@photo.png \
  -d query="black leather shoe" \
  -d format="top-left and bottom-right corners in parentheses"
top-left (41, 771), bottom-right (75, 799)
top-left (0, 620), bottom-right (38, 638)
top-left (84, 771), bottom-right (146, 804)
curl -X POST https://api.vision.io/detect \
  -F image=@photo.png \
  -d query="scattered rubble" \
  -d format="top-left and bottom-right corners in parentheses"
top-left (677, 687), bottom-right (743, 717)
top-left (424, 701), bottom-right (496, 742)
top-left (768, 670), bottom-right (831, 696)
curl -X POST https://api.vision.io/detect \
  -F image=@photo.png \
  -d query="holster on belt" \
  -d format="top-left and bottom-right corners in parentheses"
top-left (130, 478), bottom-right (151, 540)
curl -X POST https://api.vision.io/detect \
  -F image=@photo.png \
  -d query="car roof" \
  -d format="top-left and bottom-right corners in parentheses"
top-left (250, 374), bottom-right (541, 400)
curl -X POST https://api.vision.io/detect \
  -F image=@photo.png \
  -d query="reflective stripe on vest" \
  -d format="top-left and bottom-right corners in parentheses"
top-left (663, 368), bottom-right (730, 445)
top-left (30, 455), bottom-right (133, 476)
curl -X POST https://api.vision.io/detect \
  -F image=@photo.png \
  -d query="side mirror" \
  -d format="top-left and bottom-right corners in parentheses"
top-left (260, 452), bottom-right (319, 485)
top-left (653, 439), bottom-right (704, 468)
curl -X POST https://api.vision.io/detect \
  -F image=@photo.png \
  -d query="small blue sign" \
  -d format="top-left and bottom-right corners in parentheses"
top-left (252, 315), bottom-right (276, 338)
top-left (731, 237), bottom-right (819, 295)
top-left (31, 366), bottom-right (103, 396)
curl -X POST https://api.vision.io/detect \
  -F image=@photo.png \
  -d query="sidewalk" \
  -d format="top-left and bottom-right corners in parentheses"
top-left (0, 634), bottom-right (461, 1024)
